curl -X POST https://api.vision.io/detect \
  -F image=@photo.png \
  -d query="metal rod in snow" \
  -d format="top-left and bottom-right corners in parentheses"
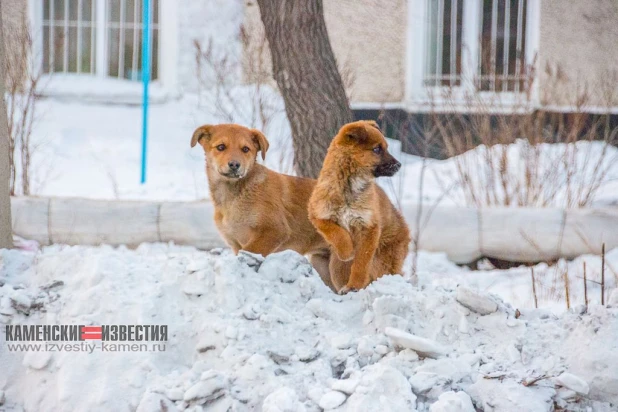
top-left (140, 0), bottom-right (151, 184)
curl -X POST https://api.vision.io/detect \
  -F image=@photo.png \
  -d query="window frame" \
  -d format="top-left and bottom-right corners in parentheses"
top-left (406, 0), bottom-right (540, 112)
top-left (28, 0), bottom-right (178, 97)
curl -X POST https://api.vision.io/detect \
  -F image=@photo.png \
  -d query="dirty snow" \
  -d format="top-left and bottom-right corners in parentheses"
top-left (1, 245), bottom-right (617, 411)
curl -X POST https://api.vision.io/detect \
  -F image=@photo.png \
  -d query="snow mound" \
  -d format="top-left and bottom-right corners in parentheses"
top-left (1, 244), bottom-right (617, 411)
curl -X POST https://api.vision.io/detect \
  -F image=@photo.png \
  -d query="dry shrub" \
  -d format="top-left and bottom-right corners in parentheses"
top-left (430, 65), bottom-right (618, 208)
top-left (193, 25), bottom-right (293, 173)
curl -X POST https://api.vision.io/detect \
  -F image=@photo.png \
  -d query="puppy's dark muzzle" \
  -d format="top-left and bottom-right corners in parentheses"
top-left (374, 160), bottom-right (401, 177)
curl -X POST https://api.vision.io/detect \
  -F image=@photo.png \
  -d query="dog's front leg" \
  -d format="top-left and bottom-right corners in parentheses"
top-left (340, 225), bottom-right (380, 294)
top-left (310, 218), bottom-right (355, 261)
top-left (242, 227), bottom-right (288, 257)
top-left (310, 252), bottom-right (335, 292)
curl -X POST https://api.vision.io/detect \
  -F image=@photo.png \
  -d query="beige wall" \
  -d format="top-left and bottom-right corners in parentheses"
top-left (243, 0), bottom-right (407, 104)
top-left (539, 0), bottom-right (618, 108)
top-left (2, 0), bottom-right (28, 89)
top-left (245, 0), bottom-right (618, 109)
top-left (2, 0), bottom-right (26, 27)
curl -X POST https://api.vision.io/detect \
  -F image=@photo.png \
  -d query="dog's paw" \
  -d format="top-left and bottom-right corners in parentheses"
top-left (338, 285), bottom-right (357, 295)
top-left (339, 276), bottom-right (370, 294)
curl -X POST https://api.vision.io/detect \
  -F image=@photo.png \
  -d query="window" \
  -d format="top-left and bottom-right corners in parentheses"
top-left (425, 0), bottom-right (463, 87)
top-left (478, 0), bottom-right (527, 92)
top-left (41, 0), bottom-right (159, 81)
top-left (408, 0), bottom-right (539, 104)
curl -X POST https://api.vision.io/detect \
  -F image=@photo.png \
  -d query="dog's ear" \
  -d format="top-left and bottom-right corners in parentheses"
top-left (365, 120), bottom-right (380, 131)
top-left (342, 122), bottom-right (369, 143)
top-left (251, 129), bottom-right (270, 160)
top-left (191, 125), bottom-right (214, 148)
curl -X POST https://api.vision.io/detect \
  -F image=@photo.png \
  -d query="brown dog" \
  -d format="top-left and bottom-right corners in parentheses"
top-left (308, 120), bottom-right (410, 294)
top-left (191, 123), bottom-right (332, 285)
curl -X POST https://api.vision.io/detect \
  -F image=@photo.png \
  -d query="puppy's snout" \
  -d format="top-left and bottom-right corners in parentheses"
top-left (228, 160), bottom-right (240, 171)
top-left (383, 160), bottom-right (401, 174)
top-left (374, 155), bottom-right (402, 177)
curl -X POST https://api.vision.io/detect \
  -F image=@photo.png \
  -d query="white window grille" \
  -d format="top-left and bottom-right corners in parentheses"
top-left (420, 0), bottom-right (534, 94)
top-left (425, 0), bottom-right (463, 87)
top-left (41, 0), bottom-right (159, 81)
top-left (478, 0), bottom-right (527, 92)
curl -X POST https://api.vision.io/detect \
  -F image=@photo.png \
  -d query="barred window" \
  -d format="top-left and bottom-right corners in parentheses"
top-left (425, 0), bottom-right (464, 87)
top-left (423, 0), bottom-right (530, 93)
top-left (479, 0), bottom-right (527, 92)
top-left (42, 0), bottom-right (159, 81)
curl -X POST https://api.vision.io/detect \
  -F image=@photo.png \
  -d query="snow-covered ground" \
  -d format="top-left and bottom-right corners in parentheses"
top-left (26, 93), bottom-right (618, 207)
top-left (1, 245), bottom-right (617, 411)
top-left (417, 249), bottom-right (618, 315)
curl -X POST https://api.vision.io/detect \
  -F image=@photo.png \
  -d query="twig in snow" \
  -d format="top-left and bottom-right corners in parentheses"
top-left (531, 268), bottom-right (539, 309)
top-left (575, 228), bottom-right (618, 283)
top-left (583, 262), bottom-right (588, 308)
top-left (41, 280), bottom-right (64, 291)
top-left (483, 373), bottom-right (507, 381)
top-left (563, 269), bottom-right (570, 310)
top-left (601, 243), bottom-right (606, 305)
top-left (522, 374), bottom-right (550, 387)
top-left (411, 156), bottom-right (427, 285)
top-left (575, 276), bottom-right (602, 286)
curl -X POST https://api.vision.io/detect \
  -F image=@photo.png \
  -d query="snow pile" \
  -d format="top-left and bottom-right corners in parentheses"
top-left (1, 245), bottom-right (617, 411)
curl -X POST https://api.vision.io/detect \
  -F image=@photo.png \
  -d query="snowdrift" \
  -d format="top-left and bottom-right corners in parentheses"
top-left (11, 196), bottom-right (618, 263)
top-left (1, 245), bottom-right (617, 411)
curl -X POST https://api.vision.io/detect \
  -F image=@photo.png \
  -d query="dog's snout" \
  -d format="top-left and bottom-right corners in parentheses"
top-left (228, 160), bottom-right (240, 171)
top-left (373, 155), bottom-right (402, 177)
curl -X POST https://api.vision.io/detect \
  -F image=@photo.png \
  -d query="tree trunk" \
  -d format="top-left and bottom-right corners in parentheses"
top-left (0, 2), bottom-right (14, 249)
top-left (256, 0), bottom-right (353, 178)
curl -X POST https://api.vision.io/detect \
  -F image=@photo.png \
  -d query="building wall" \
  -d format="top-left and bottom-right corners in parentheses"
top-left (243, 0), bottom-right (618, 110)
top-left (538, 0), bottom-right (618, 108)
top-left (243, 0), bottom-right (407, 104)
top-left (2, 0), bottom-right (28, 90)
top-left (14, 1), bottom-right (618, 109)
top-left (2, 1), bottom-right (26, 31)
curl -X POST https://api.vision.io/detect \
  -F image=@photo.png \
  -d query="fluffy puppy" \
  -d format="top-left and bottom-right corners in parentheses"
top-left (191, 123), bottom-right (332, 286)
top-left (308, 120), bottom-right (410, 294)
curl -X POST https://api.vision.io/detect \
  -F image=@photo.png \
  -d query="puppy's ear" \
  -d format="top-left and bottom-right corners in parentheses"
top-left (251, 129), bottom-right (270, 160)
top-left (191, 125), bottom-right (214, 148)
top-left (365, 120), bottom-right (380, 131)
top-left (342, 123), bottom-right (369, 143)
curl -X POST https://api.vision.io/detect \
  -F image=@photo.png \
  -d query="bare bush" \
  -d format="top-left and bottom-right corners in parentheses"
top-left (427, 65), bottom-right (618, 208)
top-left (4, 14), bottom-right (42, 196)
top-left (193, 26), bottom-right (293, 173)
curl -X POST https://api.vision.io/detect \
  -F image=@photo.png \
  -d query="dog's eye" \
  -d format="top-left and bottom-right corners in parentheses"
top-left (216, 144), bottom-right (226, 151)
top-left (373, 146), bottom-right (383, 154)
top-left (241, 146), bottom-right (250, 153)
